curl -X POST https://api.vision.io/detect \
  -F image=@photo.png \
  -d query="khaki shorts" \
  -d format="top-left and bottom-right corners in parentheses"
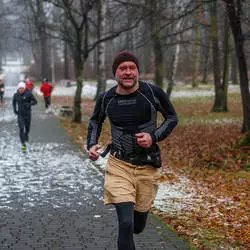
top-left (104, 154), bottom-right (162, 212)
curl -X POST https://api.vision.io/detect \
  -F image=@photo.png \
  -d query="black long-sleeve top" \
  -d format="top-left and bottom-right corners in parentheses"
top-left (12, 89), bottom-right (37, 116)
top-left (87, 81), bottom-right (178, 156)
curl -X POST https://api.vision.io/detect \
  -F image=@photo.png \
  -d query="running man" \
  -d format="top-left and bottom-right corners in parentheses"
top-left (12, 81), bottom-right (37, 150)
top-left (87, 51), bottom-right (178, 250)
top-left (40, 78), bottom-right (53, 113)
top-left (25, 77), bottom-right (34, 92)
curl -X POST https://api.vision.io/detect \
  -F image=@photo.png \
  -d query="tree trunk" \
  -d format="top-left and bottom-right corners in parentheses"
top-left (167, 35), bottom-right (180, 97)
top-left (40, 26), bottom-right (50, 80)
top-left (202, 1), bottom-right (210, 84)
top-left (167, 1), bottom-right (183, 97)
top-left (210, 0), bottom-right (223, 112)
top-left (192, 3), bottom-right (202, 88)
top-left (0, 39), bottom-right (2, 71)
top-left (35, 1), bottom-right (50, 80)
top-left (202, 28), bottom-right (210, 84)
top-left (230, 50), bottom-right (238, 85)
top-left (201, 47), bottom-right (209, 84)
top-left (95, 0), bottom-right (107, 100)
top-left (64, 40), bottom-right (69, 80)
top-left (221, 11), bottom-right (231, 112)
top-left (72, 53), bottom-right (84, 123)
top-left (153, 38), bottom-right (164, 88)
top-left (224, 0), bottom-right (250, 132)
top-left (150, 0), bottom-right (164, 88)
top-left (125, 4), bottom-right (133, 50)
top-left (167, 47), bottom-right (180, 97)
top-left (0, 50), bottom-right (2, 72)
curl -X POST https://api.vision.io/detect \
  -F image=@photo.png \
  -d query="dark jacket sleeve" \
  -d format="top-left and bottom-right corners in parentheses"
top-left (151, 85), bottom-right (178, 142)
top-left (12, 94), bottom-right (18, 114)
top-left (24, 91), bottom-right (37, 109)
top-left (87, 92), bottom-right (107, 150)
top-left (30, 93), bottom-right (37, 106)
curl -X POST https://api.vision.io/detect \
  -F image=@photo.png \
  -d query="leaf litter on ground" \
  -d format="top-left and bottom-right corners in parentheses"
top-left (53, 93), bottom-right (249, 250)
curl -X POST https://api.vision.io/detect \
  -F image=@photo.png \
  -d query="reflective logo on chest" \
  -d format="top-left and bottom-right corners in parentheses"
top-left (117, 99), bottom-right (136, 106)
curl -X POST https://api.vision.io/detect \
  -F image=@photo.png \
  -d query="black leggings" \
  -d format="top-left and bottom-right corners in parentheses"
top-left (44, 96), bottom-right (51, 108)
top-left (0, 92), bottom-right (3, 102)
top-left (115, 202), bottom-right (149, 250)
top-left (18, 114), bottom-right (31, 144)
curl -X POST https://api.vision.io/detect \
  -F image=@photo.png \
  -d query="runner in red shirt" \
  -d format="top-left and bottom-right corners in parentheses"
top-left (25, 78), bottom-right (34, 92)
top-left (40, 78), bottom-right (53, 113)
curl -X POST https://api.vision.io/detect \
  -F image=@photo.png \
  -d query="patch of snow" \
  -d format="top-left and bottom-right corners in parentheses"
top-left (172, 85), bottom-right (241, 99)
top-left (33, 83), bottom-right (242, 100)
top-left (1, 86), bottom-right (17, 98)
top-left (0, 103), bottom-right (17, 122)
top-left (2, 64), bottom-right (28, 75)
top-left (171, 90), bottom-right (214, 98)
top-left (34, 84), bottom-right (97, 98)
top-left (0, 114), bottom-right (105, 211)
top-left (154, 174), bottom-right (197, 215)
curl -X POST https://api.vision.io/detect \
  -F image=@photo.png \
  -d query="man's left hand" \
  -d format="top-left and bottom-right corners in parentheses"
top-left (136, 132), bottom-right (152, 148)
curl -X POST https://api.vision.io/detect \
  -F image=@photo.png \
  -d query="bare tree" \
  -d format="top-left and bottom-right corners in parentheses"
top-left (230, 49), bottom-right (238, 85)
top-left (63, 40), bottom-right (69, 80)
top-left (210, 0), bottom-right (224, 112)
top-left (166, 1), bottom-right (186, 96)
top-left (48, 0), bottom-right (143, 123)
top-left (0, 0), bottom-right (17, 70)
top-left (149, 0), bottom-right (164, 88)
top-left (95, 0), bottom-right (107, 100)
top-left (221, 7), bottom-right (231, 112)
top-left (201, 1), bottom-right (211, 84)
top-left (223, 0), bottom-right (250, 134)
top-left (0, 2), bottom-right (7, 71)
top-left (21, 0), bottom-right (51, 79)
top-left (192, 1), bottom-right (202, 88)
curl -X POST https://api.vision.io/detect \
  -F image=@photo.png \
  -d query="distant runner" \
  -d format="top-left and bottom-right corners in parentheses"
top-left (12, 81), bottom-right (37, 150)
top-left (0, 78), bottom-right (5, 103)
top-left (40, 78), bottom-right (53, 113)
top-left (25, 77), bottom-right (34, 92)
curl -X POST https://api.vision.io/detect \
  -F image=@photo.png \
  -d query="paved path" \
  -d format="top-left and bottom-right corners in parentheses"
top-left (0, 95), bottom-right (190, 250)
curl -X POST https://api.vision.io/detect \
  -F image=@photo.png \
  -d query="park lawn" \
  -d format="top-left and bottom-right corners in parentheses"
top-left (57, 93), bottom-right (249, 250)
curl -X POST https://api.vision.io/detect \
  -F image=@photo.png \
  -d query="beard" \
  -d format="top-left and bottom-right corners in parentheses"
top-left (116, 75), bottom-right (139, 90)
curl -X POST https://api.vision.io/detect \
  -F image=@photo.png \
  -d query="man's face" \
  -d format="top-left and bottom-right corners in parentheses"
top-left (18, 88), bottom-right (25, 94)
top-left (115, 61), bottom-right (139, 90)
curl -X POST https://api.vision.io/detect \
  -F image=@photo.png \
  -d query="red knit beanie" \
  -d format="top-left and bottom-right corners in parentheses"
top-left (112, 50), bottom-right (139, 76)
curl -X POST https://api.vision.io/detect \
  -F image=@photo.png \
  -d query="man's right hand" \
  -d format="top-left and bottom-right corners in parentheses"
top-left (88, 144), bottom-right (102, 161)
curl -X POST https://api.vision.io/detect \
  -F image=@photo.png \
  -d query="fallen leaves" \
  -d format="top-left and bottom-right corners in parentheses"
top-left (57, 95), bottom-right (249, 249)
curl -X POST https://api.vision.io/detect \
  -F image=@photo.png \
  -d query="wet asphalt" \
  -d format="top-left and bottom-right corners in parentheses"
top-left (0, 93), bottom-right (190, 250)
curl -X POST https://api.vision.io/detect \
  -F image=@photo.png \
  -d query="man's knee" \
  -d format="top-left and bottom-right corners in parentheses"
top-left (134, 224), bottom-right (146, 234)
top-left (134, 210), bottom-right (148, 234)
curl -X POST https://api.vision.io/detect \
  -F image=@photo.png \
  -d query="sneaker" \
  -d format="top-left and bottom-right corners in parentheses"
top-left (21, 144), bottom-right (26, 150)
top-left (46, 106), bottom-right (52, 114)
